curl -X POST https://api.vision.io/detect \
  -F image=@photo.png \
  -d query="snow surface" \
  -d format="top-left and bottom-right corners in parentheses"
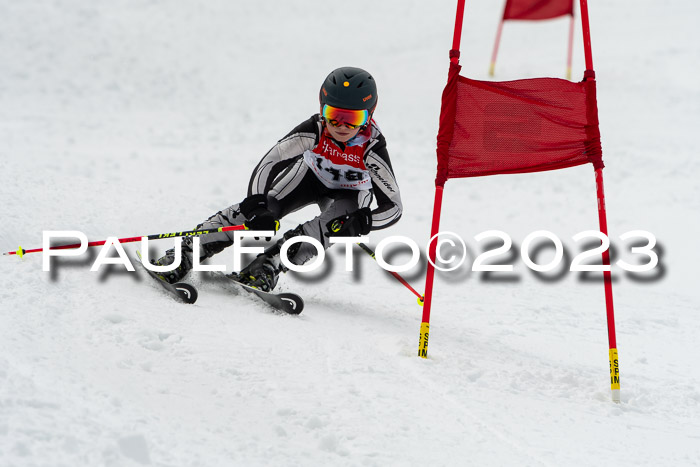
top-left (1, 0), bottom-right (699, 465)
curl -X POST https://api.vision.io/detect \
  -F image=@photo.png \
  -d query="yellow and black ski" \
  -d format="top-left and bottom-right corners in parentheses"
top-left (134, 251), bottom-right (198, 304)
top-left (210, 272), bottom-right (303, 315)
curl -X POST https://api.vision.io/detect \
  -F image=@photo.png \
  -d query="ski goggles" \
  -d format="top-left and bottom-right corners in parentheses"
top-left (322, 104), bottom-right (369, 130)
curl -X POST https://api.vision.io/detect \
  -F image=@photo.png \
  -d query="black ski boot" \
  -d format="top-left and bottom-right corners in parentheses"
top-left (153, 240), bottom-right (194, 284)
top-left (232, 253), bottom-right (281, 292)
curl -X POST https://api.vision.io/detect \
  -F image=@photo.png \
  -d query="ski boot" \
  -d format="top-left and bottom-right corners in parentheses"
top-left (152, 240), bottom-right (194, 284)
top-left (231, 253), bottom-right (281, 292)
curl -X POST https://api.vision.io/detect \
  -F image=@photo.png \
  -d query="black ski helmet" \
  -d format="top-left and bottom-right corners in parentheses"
top-left (319, 67), bottom-right (378, 113)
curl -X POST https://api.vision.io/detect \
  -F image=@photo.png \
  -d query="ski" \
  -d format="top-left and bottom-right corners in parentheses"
top-left (133, 251), bottom-right (198, 304)
top-left (209, 272), bottom-right (303, 315)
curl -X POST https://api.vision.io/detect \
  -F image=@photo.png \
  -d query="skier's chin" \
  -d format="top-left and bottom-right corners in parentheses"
top-left (326, 127), bottom-right (359, 143)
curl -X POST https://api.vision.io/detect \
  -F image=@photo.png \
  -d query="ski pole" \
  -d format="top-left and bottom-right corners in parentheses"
top-left (357, 242), bottom-right (425, 305)
top-left (3, 225), bottom-right (247, 258)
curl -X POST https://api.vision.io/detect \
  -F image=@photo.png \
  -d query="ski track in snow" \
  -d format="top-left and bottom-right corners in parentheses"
top-left (2, 0), bottom-right (700, 466)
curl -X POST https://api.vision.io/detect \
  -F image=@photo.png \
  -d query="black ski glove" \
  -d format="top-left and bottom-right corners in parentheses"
top-left (324, 207), bottom-right (372, 237)
top-left (240, 194), bottom-right (279, 240)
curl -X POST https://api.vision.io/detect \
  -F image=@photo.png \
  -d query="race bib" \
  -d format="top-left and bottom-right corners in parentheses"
top-left (303, 134), bottom-right (371, 190)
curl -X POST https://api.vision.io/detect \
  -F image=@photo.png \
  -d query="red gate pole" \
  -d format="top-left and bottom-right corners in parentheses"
top-left (579, 0), bottom-right (620, 402)
top-left (489, 1), bottom-right (508, 76)
top-left (579, 0), bottom-right (594, 71)
top-left (489, 20), bottom-right (505, 76)
top-left (566, 13), bottom-right (575, 80)
top-left (451, 0), bottom-right (466, 60)
top-left (418, 185), bottom-right (445, 357)
top-left (418, 0), bottom-right (465, 358)
top-left (594, 168), bottom-right (620, 402)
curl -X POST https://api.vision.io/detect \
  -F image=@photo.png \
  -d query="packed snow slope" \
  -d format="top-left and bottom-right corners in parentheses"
top-left (1, 1), bottom-right (699, 466)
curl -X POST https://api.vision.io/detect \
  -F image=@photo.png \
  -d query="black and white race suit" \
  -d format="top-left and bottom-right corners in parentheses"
top-left (193, 114), bottom-right (402, 267)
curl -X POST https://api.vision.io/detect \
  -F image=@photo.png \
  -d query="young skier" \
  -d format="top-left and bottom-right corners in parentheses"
top-left (155, 66), bottom-right (403, 291)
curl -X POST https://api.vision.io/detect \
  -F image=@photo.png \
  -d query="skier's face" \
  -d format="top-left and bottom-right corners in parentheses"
top-left (324, 120), bottom-right (362, 142)
top-left (321, 104), bottom-right (367, 142)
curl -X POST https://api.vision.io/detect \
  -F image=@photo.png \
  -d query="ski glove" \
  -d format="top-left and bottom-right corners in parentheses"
top-left (324, 207), bottom-right (372, 237)
top-left (240, 194), bottom-right (279, 240)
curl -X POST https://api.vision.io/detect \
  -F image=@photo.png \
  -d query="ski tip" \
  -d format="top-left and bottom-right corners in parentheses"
top-left (174, 282), bottom-right (198, 304)
top-left (278, 293), bottom-right (304, 315)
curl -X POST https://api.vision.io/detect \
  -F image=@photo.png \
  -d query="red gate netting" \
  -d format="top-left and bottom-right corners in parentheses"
top-left (435, 63), bottom-right (602, 185)
top-left (503, 0), bottom-right (573, 20)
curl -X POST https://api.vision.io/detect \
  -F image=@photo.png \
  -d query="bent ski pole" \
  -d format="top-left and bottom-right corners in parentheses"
top-left (4, 225), bottom-right (247, 257)
top-left (357, 242), bottom-right (425, 305)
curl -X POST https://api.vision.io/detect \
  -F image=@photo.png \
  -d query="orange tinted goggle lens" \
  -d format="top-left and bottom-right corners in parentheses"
top-left (322, 105), bottom-right (369, 129)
